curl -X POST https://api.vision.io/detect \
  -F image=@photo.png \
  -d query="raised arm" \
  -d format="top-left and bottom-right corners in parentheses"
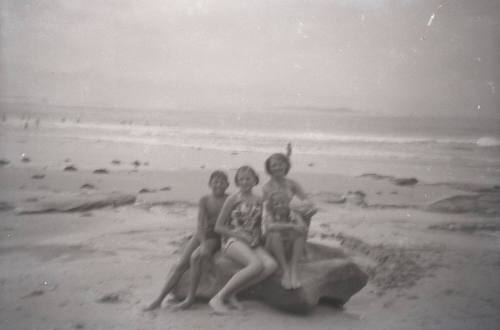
top-left (290, 179), bottom-right (309, 201)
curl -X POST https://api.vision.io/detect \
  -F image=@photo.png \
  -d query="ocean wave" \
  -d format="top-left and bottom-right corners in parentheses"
top-left (38, 120), bottom-right (484, 146)
top-left (477, 137), bottom-right (500, 147)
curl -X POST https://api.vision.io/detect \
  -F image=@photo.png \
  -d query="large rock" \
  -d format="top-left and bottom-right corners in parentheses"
top-left (172, 241), bottom-right (368, 313)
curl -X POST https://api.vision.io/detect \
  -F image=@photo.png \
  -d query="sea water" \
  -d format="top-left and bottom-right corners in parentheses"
top-left (2, 104), bottom-right (499, 183)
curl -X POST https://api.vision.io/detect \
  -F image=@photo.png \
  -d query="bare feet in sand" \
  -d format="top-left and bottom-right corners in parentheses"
top-left (228, 294), bottom-right (243, 310)
top-left (171, 297), bottom-right (194, 310)
top-left (209, 295), bottom-right (231, 315)
top-left (143, 300), bottom-right (161, 311)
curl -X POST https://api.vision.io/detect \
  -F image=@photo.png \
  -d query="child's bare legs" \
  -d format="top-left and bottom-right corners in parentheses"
top-left (173, 238), bottom-right (219, 310)
top-left (144, 235), bottom-right (200, 311)
top-left (209, 241), bottom-right (264, 314)
top-left (290, 233), bottom-right (306, 289)
top-left (228, 246), bottom-right (277, 310)
top-left (266, 232), bottom-right (291, 289)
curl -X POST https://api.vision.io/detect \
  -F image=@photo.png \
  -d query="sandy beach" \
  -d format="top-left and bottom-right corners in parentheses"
top-left (0, 111), bottom-right (499, 330)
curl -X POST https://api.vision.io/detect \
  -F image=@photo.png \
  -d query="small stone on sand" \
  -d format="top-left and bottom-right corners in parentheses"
top-left (93, 168), bottom-right (109, 174)
top-left (64, 165), bottom-right (77, 172)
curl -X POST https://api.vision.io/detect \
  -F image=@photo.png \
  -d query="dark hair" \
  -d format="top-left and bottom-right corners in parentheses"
top-left (264, 153), bottom-right (291, 175)
top-left (209, 170), bottom-right (229, 184)
top-left (234, 166), bottom-right (259, 186)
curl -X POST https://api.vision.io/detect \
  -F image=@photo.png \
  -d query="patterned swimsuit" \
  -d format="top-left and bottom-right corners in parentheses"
top-left (223, 197), bottom-right (263, 249)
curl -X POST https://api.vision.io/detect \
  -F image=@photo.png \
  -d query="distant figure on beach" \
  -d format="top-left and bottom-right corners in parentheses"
top-left (209, 166), bottom-right (277, 314)
top-left (144, 170), bottom-right (229, 311)
top-left (265, 190), bottom-right (307, 289)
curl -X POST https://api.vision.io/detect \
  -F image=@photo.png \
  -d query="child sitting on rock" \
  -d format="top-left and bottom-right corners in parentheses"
top-left (265, 190), bottom-right (307, 289)
top-left (144, 170), bottom-right (229, 311)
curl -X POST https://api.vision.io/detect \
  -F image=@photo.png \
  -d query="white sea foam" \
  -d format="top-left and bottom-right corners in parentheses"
top-left (477, 137), bottom-right (500, 147)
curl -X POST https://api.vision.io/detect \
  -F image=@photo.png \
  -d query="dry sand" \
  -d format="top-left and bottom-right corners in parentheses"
top-left (1, 121), bottom-right (499, 330)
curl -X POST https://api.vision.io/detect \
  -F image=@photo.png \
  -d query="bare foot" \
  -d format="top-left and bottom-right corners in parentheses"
top-left (281, 271), bottom-right (292, 290)
top-left (228, 294), bottom-right (243, 310)
top-left (290, 272), bottom-right (302, 289)
top-left (209, 296), bottom-right (231, 315)
top-left (171, 297), bottom-right (194, 310)
top-left (143, 300), bottom-right (161, 311)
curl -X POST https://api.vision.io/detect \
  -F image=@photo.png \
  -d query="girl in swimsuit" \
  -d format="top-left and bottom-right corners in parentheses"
top-left (209, 166), bottom-right (277, 314)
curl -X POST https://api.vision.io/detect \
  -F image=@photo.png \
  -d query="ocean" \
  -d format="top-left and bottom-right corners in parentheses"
top-left (2, 103), bottom-right (500, 184)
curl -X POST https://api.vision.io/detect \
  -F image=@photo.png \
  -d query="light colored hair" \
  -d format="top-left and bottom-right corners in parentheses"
top-left (234, 165), bottom-right (259, 186)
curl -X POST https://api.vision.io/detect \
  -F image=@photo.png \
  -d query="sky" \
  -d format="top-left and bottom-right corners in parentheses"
top-left (0, 0), bottom-right (499, 117)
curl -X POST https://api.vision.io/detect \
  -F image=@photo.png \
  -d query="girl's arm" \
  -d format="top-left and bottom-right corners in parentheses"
top-left (290, 179), bottom-right (309, 201)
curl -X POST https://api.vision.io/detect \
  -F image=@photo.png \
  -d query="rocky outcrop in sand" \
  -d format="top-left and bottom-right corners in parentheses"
top-left (172, 242), bottom-right (368, 313)
top-left (15, 192), bottom-right (136, 214)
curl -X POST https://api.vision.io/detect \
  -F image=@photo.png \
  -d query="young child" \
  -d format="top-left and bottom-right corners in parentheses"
top-left (209, 166), bottom-right (277, 314)
top-left (265, 190), bottom-right (307, 289)
top-left (144, 170), bottom-right (229, 311)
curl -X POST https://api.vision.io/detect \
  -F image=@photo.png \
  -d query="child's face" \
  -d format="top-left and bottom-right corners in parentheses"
top-left (269, 157), bottom-right (287, 177)
top-left (236, 171), bottom-right (257, 192)
top-left (210, 176), bottom-right (229, 195)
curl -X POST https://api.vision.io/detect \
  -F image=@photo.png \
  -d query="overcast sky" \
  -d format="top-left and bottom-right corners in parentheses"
top-left (0, 0), bottom-right (499, 117)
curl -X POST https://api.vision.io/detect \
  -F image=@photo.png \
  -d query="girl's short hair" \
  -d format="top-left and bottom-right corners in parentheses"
top-left (234, 166), bottom-right (259, 186)
top-left (209, 170), bottom-right (228, 184)
top-left (264, 153), bottom-right (291, 175)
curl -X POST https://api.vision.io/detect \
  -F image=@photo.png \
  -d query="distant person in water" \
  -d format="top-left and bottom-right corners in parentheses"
top-left (264, 190), bottom-right (307, 289)
top-left (209, 166), bottom-right (277, 314)
top-left (144, 170), bottom-right (229, 311)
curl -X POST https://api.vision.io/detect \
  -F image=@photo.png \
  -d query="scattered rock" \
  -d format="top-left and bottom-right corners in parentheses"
top-left (0, 202), bottom-right (14, 211)
top-left (230, 151), bottom-right (238, 156)
top-left (392, 178), bottom-right (418, 186)
top-left (64, 165), bottom-right (77, 172)
top-left (22, 289), bottom-right (44, 298)
top-left (21, 153), bottom-right (30, 162)
top-left (308, 162), bottom-right (315, 167)
top-left (111, 159), bottom-right (121, 165)
top-left (32, 174), bottom-right (45, 179)
top-left (96, 293), bottom-right (120, 304)
top-left (0, 159), bottom-right (9, 166)
top-left (93, 168), bottom-right (109, 174)
top-left (26, 197), bottom-right (38, 202)
top-left (173, 242), bottom-right (368, 313)
top-left (159, 186), bottom-right (171, 191)
top-left (65, 158), bottom-right (71, 163)
top-left (138, 188), bottom-right (156, 194)
top-left (131, 160), bottom-right (141, 167)
top-left (80, 183), bottom-right (95, 190)
top-left (344, 191), bottom-right (367, 206)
